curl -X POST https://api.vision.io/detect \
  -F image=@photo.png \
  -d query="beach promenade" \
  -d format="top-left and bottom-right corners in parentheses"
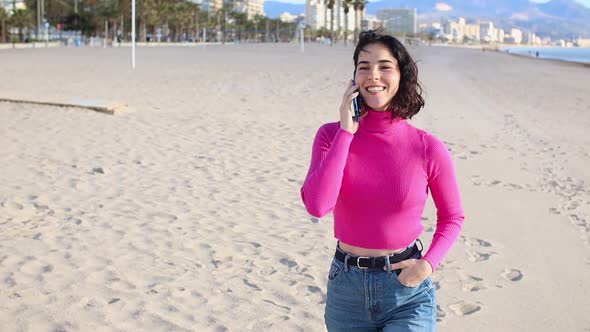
top-left (1, 44), bottom-right (589, 331)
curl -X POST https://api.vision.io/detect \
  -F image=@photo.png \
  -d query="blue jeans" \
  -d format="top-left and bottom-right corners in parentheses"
top-left (324, 250), bottom-right (436, 332)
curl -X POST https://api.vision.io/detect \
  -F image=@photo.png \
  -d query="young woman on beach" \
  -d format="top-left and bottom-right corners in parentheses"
top-left (301, 29), bottom-right (465, 331)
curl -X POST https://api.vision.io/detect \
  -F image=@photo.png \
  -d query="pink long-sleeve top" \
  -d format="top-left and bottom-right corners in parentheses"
top-left (301, 109), bottom-right (465, 271)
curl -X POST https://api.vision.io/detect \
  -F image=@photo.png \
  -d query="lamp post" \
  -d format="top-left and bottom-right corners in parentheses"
top-left (132, 0), bottom-right (135, 68)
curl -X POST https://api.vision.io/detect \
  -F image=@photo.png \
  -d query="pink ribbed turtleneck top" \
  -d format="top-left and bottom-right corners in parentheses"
top-left (301, 109), bottom-right (465, 270)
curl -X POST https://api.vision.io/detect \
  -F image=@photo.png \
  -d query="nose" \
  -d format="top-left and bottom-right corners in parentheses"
top-left (367, 66), bottom-right (380, 81)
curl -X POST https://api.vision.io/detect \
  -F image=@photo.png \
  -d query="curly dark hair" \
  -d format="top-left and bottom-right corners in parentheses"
top-left (353, 29), bottom-right (425, 119)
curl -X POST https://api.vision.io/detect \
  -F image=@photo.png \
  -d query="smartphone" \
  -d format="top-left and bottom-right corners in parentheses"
top-left (352, 70), bottom-right (362, 122)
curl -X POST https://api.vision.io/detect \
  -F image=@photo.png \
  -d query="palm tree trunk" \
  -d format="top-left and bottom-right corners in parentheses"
top-left (1, 19), bottom-right (6, 43)
top-left (323, 2), bottom-right (327, 33)
top-left (353, 3), bottom-right (359, 43)
top-left (330, 6), bottom-right (334, 46)
top-left (344, 8), bottom-right (348, 46)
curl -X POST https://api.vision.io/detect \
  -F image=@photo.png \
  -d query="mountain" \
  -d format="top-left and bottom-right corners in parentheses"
top-left (364, 0), bottom-right (590, 38)
top-left (264, 0), bottom-right (590, 38)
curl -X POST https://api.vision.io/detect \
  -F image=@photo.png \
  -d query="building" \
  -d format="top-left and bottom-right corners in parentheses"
top-left (464, 23), bottom-right (480, 41)
top-left (306, 0), bottom-right (355, 32)
top-left (202, 0), bottom-right (223, 12)
top-left (523, 32), bottom-right (538, 45)
top-left (443, 19), bottom-right (461, 41)
top-left (361, 15), bottom-right (382, 32)
top-left (306, 0), bottom-right (326, 29)
top-left (376, 8), bottom-right (417, 35)
top-left (496, 28), bottom-right (505, 43)
top-left (480, 22), bottom-right (496, 43)
top-left (1, 0), bottom-right (26, 13)
top-left (230, 0), bottom-right (264, 19)
top-left (244, 0), bottom-right (265, 19)
top-left (510, 28), bottom-right (523, 44)
top-left (203, 0), bottom-right (263, 19)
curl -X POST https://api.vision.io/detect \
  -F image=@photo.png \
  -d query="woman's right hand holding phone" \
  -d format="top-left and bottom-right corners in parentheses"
top-left (339, 80), bottom-right (360, 135)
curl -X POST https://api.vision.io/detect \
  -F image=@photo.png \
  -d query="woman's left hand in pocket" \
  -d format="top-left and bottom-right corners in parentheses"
top-left (384, 259), bottom-right (433, 287)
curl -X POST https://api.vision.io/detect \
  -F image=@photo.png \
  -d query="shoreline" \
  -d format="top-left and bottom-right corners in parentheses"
top-left (430, 43), bottom-right (590, 67)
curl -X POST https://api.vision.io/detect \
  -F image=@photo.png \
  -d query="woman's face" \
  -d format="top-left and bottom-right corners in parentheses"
top-left (354, 42), bottom-right (401, 111)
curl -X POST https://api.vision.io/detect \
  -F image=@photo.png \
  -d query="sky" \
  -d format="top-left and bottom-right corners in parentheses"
top-left (271, 0), bottom-right (590, 7)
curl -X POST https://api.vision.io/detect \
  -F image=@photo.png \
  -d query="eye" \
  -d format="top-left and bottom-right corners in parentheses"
top-left (357, 67), bottom-right (369, 71)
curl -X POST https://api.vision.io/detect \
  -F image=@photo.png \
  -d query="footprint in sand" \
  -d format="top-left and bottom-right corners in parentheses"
top-left (280, 258), bottom-right (298, 269)
top-left (470, 175), bottom-right (482, 186)
top-left (449, 301), bottom-right (482, 316)
top-left (457, 271), bottom-right (485, 292)
top-left (501, 269), bottom-right (523, 282)
top-left (467, 250), bottom-right (495, 262)
top-left (462, 236), bottom-right (492, 248)
top-left (432, 281), bottom-right (441, 290)
top-left (436, 305), bottom-right (446, 323)
top-left (243, 279), bottom-right (262, 291)
top-left (488, 180), bottom-right (502, 186)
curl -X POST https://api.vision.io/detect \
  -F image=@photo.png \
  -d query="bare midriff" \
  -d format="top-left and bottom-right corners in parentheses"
top-left (339, 241), bottom-right (408, 257)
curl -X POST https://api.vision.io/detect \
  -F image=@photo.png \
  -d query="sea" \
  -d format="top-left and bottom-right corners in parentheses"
top-left (502, 47), bottom-right (590, 64)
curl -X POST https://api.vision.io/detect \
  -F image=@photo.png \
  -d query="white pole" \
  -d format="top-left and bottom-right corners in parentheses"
top-left (132, 0), bottom-right (136, 69)
top-left (300, 27), bottom-right (304, 53)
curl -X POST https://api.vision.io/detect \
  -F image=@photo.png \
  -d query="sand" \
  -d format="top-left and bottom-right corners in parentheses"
top-left (0, 44), bottom-right (589, 331)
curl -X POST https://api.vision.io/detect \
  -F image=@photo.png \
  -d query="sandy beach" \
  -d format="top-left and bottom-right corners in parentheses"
top-left (1, 43), bottom-right (589, 331)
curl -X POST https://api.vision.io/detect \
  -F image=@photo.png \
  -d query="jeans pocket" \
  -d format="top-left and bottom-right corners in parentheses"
top-left (328, 260), bottom-right (345, 283)
top-left (391, 270), bottom-right (421, 289)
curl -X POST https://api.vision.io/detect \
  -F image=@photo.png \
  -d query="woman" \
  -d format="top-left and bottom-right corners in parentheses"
top-left (300, 30), bottom-right (465, 331)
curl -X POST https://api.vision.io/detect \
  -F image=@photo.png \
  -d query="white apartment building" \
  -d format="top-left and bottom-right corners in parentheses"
top-left (1, 0), bottom-right (26, 12)
top-left (232, 0), bottom-right (264, 19)
top-left (510, 28), bottom-right (523, 44)
top-left (203, 0), bottom-right (263, 19)
top-left (202, 0), bottom-right (223, 12)
top-left (443, 17), bottom-right (479, 42)
top-left (523, 32), bottom-right (538, 45)
top-left (245, 0), bottom-right (265, 19)
top-left (496, 28), bottom-right (505, 43)
top-left (376, 8), bottom-right (417, 35)
top-left (464, 23), bottom-right (480, 41)
top-left (361, 15), bottom-right (382, 31)
top-left (306, 0), bottom-right (355, 31)
top-left (480, 22), bottom-right (496, 42)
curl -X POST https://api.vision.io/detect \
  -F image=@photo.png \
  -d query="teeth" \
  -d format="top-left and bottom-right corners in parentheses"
top-left (367, 86), bottom-right (385, 92)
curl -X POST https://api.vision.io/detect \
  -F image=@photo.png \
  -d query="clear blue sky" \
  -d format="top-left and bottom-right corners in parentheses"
top-left (531, 0), bottom-right (590, 6)
top-left (273, 0), bottom-right (590, 7)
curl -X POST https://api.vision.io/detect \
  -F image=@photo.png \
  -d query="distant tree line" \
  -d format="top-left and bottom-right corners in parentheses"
top-left (0, 0), bottom-right (303, 43)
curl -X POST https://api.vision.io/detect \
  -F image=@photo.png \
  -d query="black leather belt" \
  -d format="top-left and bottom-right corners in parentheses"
top-left (335, 240), bottom-right (422, 270)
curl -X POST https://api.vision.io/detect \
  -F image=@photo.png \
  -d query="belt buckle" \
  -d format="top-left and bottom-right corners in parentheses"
top-left (356, 257), bottom-right (369, 269)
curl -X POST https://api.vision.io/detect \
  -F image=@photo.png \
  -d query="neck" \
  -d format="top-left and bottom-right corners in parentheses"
top-left (360, 108), bottom-right (404, 133)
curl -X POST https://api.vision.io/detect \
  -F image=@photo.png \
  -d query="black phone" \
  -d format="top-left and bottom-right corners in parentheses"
top-left (352, 70), bottom-right (363, 122)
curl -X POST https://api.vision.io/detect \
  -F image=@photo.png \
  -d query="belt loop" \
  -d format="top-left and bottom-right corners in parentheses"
top-left (343, 254), bottom-right (350, 272)
top-left (416, 238), bottom-right (423, 252)
top-left (385, 255), bottom-right (392, 274)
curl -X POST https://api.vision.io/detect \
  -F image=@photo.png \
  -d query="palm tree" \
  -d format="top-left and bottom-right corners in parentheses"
top-left (0, 7), bottom-right (8, 43)
top-left (343, 0), bottom-right (353, 45)
top-left (353, 0), bottom-right (366, 43)
top-left (169, 1), bottom-right (193, 41)
top-left (8, 9), bottom-right (34, 42)
top-left (326, 0), bottom-right (334, 45)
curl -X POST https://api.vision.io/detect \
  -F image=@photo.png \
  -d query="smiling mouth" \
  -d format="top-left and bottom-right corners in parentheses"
top-left (366, 86), bottom-right (386, 93)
